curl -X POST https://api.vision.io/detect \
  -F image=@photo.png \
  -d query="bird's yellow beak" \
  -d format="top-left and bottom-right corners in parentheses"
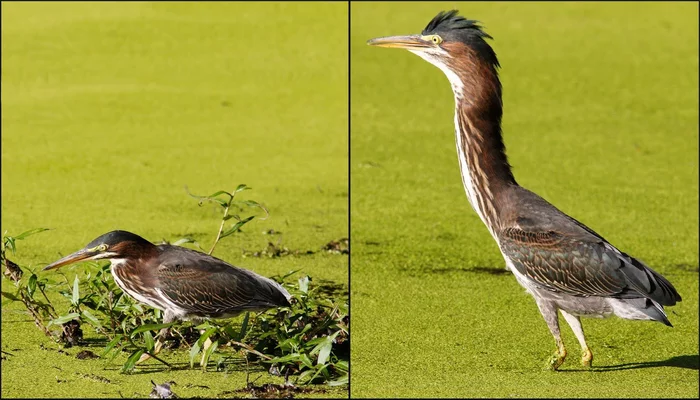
top-left (367, 35), bottom-right (432, 50)
top-left (43, 248), bottom-right (96, 271)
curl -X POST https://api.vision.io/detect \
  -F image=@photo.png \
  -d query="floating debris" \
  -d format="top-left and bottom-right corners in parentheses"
top-left (242, 242), bottom-right (315, 258)
top-left (322, 238), bottom-right (349, 255)
top-left (76, 350), bottom-right (98, 360)
top-left (3, 258), bottom-right (23, 282)
top-left (232, 382), bottom-right (323, 399)
top-left (61, 320), bottom-right (83, 347)
top-left (76, 372), bottom-right (111, 384)
top-left (150, 381), bottom-right (177, 399)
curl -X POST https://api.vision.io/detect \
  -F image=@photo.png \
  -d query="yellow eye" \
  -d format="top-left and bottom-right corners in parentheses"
top-left (97, 244), bottom-right (108, 252)
top-left (431, 35), bottom-right (443, 44)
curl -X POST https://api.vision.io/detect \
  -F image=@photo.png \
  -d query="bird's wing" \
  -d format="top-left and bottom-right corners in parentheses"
top-left (499, 189), bottom-right (681, 305)
top-left (153, 246), bottom-right (288, 315)
top-left (499, 227), bottom-right (628, 297)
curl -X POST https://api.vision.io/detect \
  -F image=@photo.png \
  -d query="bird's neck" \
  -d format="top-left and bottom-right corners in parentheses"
top-left (447, 65), bottom-right (517, 234)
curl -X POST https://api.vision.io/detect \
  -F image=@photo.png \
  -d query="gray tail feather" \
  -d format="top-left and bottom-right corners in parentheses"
top-left (617, 297), bottom-right (673, 327)
top-left (620, 256), bottom-right (682, 307)
top-left (645, 299), bottom-right (673, 327)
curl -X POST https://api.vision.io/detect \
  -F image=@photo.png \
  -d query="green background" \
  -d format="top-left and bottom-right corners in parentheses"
top-left (351, 1), bottom-right (698, 398)
top-left (2, 2), bottom-right (347, 398)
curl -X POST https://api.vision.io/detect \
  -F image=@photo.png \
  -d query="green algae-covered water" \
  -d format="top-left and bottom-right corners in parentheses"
top-left (1, 2), bottom-right (347, 398)
top-left (3, 1), bottom-right (699, 398)
top-left (351, 1), bottom-right (698, 398)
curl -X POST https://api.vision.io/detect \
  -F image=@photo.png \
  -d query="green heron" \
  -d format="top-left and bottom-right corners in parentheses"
top-left (368, 10), bottom-right (681, 370)
top-left (44, 230), bottom-right (291, 362)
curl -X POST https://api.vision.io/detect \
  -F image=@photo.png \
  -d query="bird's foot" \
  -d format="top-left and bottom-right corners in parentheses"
top-left (547, 347), bottom-right (567, 371)
top-left (581, 348), bottom-right (593, 368)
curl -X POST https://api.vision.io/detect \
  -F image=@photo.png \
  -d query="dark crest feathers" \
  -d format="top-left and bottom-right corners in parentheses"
top-left (422, 10), bottom-right (499, 69)
top-left (422, 10), bottom-right (492, 40)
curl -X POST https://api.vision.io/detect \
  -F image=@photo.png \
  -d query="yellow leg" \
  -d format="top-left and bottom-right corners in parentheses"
top-left (560, 310), bottom-right (593, 368)
top-left (548, 338), bottom-right (567, 371)
top-left (581, 347), bottom-right (593, 368)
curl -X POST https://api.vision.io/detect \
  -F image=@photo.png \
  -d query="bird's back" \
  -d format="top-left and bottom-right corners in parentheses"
top-left (151, 245), bottom-right (291, 319)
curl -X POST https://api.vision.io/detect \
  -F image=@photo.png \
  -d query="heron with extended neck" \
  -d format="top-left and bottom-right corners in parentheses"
top-left (368, 10), bottom-right (681, 370)
top-left (44, 230), bottom-right (291, 363)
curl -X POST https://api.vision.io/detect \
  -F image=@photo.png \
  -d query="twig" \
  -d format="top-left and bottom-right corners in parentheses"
top-left (20, 291), bottom-right (55, 340)
top-left (143, 351), bottom-right (172, 368)
top-left (208, 199), bottom-right (231, 255)
top-left (107, 290), bottom-right (117, 335)
top-left (38, 284), bottom-right (58, 319)
top-left (228, 340), bottom-right (272, 360)
top-left (171, 328), bottom-right (193, 350)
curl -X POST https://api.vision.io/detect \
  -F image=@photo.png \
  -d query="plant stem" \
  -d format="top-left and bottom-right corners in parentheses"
top-left (38, 285), bottom-right (58, 319)
top-left (208, 189), bottom-right (236, 255)
top-left (229, 340), bottom-right (272, 360)
top-left (20, 291), bottom-right (55, 340)
top-left (208, 201), bottom-right (230, 256)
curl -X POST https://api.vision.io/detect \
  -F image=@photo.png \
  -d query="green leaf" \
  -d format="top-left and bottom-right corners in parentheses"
top-left (101, 335), bottom-right (124, 358)
top-left (143, 331), bottom-right (155, 352)
top-left (27, 274), bottom-right (37, 298)
top-left (122, 349), bottom-right (145, 372)
top-left (201, 338), bottom-right (219, 369)
top-left (14, 228), bottom-right (50, 240)
top-left (71, 276), bottom-right (80, 306)
top-left (49, 313), bottom-right (80, 326)
top-left (237, 312), bottom-right (249, 341)
top-left (220, 216), bottom-right (255, 238)
top-left (189, 341), bottom-right (202, 368)
top-left (81, 309), bottom-right (102, 329)
top-left (298, 276), bottom-right (310, 293)
top-left (328, 374), bottom-right (348, 386)
top-left (298, 369), bottom-right (315, 384)
top-left (189, 326), bottom-right (218, 368)
top-left (206, 190), bottom-right (233, 199)
top-left (299, 353), bottom-right (314, 369)
top-left (234, 184), bottom-right (250, 193)
top-left (317, 339), bottom-right (332, 365)
top-left (173, 238), bottom-right (197, 246)
top-left (268, 353), bottom-right (302, 364)
top-left (5, 237), bottom-right (16, 254)
top-left (308, 364), bottom-right (330, 383)
top-left (334, 359), bottom-right (348, 371)
top-left (281, 269), bottom-right (301, 280)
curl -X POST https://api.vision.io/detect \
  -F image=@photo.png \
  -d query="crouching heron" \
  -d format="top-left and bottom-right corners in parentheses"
top-left (44, 230), bottom-right (291, 363)
top-left (368, 10), bottom-right (682, 370)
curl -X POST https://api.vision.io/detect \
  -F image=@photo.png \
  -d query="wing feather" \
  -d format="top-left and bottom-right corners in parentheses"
top-left (153, 245), bottom-right (290, 317)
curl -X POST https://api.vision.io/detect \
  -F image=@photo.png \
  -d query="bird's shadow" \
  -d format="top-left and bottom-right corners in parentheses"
top-left (562, 354), bottom-right (698, 372)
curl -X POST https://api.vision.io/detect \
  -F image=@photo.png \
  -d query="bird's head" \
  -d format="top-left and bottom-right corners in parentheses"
top-left (43, 230), bottom-right (153, 271)
top-left (367, 10), bottom-right (499, 93)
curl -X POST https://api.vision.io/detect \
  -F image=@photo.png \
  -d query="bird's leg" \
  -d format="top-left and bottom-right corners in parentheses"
top-left (560, 310), bottom-right (593, 368)
top-left (535, 300), bottom-right (566, 370)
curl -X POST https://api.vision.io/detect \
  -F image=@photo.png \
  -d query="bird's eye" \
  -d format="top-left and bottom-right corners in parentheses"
top-left (431, 35), bottom-right (443, 44)
top-left (98, 244), bottom-right (108, 252)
